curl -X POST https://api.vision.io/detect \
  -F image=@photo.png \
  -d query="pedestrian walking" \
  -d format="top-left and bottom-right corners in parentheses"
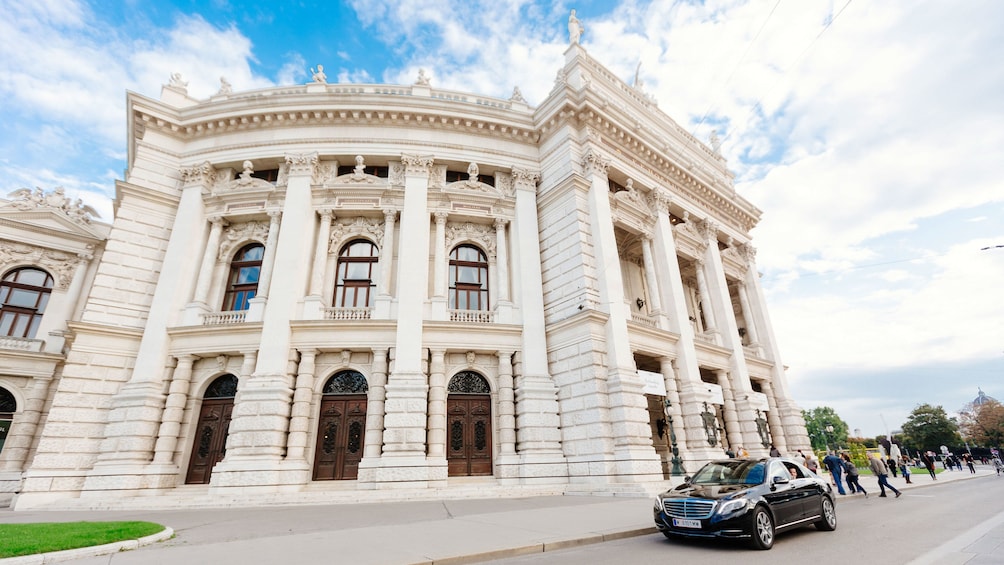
top-left (869, 453), bottom-right (902, 498)
top-left (794, 450), bottom-right (806, 466)
top-left (899, 455), bottom-right (912, 484)
top-left (965, 454), bottom-right (976, 474)
top-left (921, 451), bottom-right (938, 480)
top-left (823, 451), bottom-right (848, 495)
top-left (841, 453), bottom-right (867, 497)
top-left (805, 452), bottom-right (819, 474)
top-left (887, 457), bottom-right (898, 478)
top-left (994, 458), bottom-right (1003, 476)
top-left (770, 445), bottom-right (781, 457)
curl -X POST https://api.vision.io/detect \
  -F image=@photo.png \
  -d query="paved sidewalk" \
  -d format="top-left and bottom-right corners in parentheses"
top-left (0, 465), bottom-right (997, 564)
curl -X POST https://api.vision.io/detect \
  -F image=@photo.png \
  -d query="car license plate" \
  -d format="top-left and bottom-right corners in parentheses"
top-left (672, 518), bottom-right (702, 528)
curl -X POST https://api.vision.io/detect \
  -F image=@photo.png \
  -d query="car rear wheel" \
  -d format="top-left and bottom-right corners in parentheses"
top-left (749, 506), bottom-right (774, 550)
top-left (815, 496), bottom-right (837, 531)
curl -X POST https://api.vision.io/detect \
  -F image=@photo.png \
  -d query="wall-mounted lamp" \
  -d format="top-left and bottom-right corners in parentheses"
top-left (636, 297), bottom-right (645, 309)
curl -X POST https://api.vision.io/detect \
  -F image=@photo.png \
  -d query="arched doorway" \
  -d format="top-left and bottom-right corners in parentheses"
top-left (185, 374), bottom-right (238, 484)
top-left (312, 370), bottom-right (368, 481)
top-left (447, 371), bottom-right (492, 476)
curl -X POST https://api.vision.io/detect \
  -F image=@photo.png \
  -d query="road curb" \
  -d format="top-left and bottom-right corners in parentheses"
top-left (0, 526), bottom-right (174, 564)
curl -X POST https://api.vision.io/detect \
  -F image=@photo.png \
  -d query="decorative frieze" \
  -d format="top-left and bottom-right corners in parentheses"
top-left (211, 161), bottom-right (277, 193)
top-left (0, 240), bottom-right (84, 290)
top-left (328, 216), bottom-right (385, 252)
top-left (445, 221), bottom-right (497, 260)
top-left (218, 220), bottom-right (270, 260)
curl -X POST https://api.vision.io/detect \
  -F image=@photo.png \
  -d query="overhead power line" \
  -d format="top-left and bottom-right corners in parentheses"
top-left (716, 0), bottom-right (855, 151)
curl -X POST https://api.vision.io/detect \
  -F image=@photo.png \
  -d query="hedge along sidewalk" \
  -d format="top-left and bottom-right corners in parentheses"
top-left (0, 522), bottom-right (174, 565)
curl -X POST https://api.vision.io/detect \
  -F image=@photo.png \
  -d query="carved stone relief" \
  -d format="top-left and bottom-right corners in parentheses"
top-left (0, 240), bottom-right (84, 290)
top-left (4, 187), bottom-right (99, 225)
top-left (328, 217), bottom-right (385, 253)
top-left (445, 221), bottom-right (497, 260)
top-left (218, 221), bottom-right (270, 261)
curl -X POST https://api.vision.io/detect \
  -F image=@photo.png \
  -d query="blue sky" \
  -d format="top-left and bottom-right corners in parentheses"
top-left (3, 0), bottom-right (1003, 439)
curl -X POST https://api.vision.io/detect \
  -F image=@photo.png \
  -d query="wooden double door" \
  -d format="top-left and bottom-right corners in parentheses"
top-left (312, 395), bottom-right (367, 480)
top-left (447, 394), bottom-right (492, 476)
top-left (185, 398), bottom-right (234, 484)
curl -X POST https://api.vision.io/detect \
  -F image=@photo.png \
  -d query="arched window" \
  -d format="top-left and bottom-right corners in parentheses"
top-left (322, 370), bottom-right (369, 394)
top-left (204, 374), bottom-right (239, 398)
top-left (334, 240), bottom-right (378, 308)
top-left (448, 371), bottom-right (491, 394)
top-left (0, 267), bottom-right (53, 338)
top-left (0, 387), bottom-right (15, 454)
top-left (449, 245), bottom-right (488, 310)
top-left (223, 244), bottom-right (264, 311)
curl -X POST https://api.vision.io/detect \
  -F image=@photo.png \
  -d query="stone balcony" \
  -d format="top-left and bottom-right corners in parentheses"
top-left (0, 336), bottom-right (44, 353)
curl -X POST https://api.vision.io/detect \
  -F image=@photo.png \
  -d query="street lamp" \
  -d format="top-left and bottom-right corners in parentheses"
top-left (825, 425), bottom-right (835, 451)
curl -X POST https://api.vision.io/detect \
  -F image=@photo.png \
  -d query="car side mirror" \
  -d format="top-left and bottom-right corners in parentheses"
top-left (773, 475), bottom-right (789, 485)
top-left (683, 475), bottom-right (692, 483)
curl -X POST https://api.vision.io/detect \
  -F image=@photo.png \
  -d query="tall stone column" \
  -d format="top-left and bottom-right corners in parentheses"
top-left (582, 149), bottom-right (661, 481)
top-left (694, 258), bottom-right (717, 337)
top-left (425, 349), bottom-right (447, 459)
top-left (152, 355), bottom-right (196, 465)
top-left (639, 233), bottom-right (665, 326)
top-left (185, 216), bottom-right (227, 324)
top-left (246, 211), bottom-right (281, 322)
top-left (659, 357), bottom-right (689, 473)
top-left (376, 155), bottom-right (438, 484)
top-left (284, 349), bottom-right (316, 463)
top-left (649, 189), bottom-right (716, 462)
top-left (736, 281), bottom-right (761, 350)
top-left (430, 211), bottom-right (449, 320)
top-left (303, 211), bottom-right (334, 320)
top-left (373, 209), bottom-right (397, 319)
top-left (717, 370), bottom-right (745, 452)
top-left (698, 220), bottom-right (759, 451)
top-left (494, 217), bottom-right (511, 302)
top-left (359, 347), bottom-right (389, 484)
top-left (761, 382), bottom-right (788, 454)
top-left (509, 167), bottom-right (566, 483)
top-left (211, 153), bottom-right (318, 489)
top-left (497, 350), bottom-right (516, 456)
top-left (83, 161), bottom-right (215, 492)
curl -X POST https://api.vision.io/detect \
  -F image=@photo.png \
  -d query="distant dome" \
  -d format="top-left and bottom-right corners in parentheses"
top-left (974, 388), bottom-right (997, 406)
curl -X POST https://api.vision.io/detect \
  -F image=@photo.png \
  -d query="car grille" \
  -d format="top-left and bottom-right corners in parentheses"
top-left (664, 499), bottom-right (715, 519)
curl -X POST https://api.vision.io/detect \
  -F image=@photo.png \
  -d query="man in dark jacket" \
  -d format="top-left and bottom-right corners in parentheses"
top-left (823, 451), bottom-right (847, 495)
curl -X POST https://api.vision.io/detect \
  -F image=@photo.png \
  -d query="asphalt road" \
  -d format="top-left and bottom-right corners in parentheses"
top-left (493, 475), bottom-right (1004, 565)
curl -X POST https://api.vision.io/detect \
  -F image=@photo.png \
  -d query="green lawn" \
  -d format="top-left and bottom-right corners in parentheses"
top-left (0, 521), bottom-right (167, 558)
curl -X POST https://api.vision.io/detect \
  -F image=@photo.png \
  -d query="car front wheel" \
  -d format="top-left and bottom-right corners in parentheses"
top-left (749, 506), bottom-right (774, 550)
top-left (815, 496), bottom-right (837, 531)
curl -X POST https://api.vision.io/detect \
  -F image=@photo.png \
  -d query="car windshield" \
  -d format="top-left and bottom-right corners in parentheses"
top-left (690, 460), bottom-right (766, 485)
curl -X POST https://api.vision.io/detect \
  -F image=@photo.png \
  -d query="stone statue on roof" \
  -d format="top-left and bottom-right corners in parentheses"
top-left (568, 9), bottom-right (584, 44)
top-left (416, 68), bottom-right (431, 86)
top-left (311, 65), bottom-right (327, 83)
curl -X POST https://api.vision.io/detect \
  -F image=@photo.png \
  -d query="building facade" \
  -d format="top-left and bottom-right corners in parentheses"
top-left (1, 43), bottom-right (809, 510)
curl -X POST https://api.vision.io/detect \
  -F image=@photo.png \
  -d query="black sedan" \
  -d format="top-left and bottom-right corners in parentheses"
top-left (653, 457), bottom-right (836, 549)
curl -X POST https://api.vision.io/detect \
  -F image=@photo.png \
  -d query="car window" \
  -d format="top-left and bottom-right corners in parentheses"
top-left (691, 461), bottom-right (767, 485)
top-left (768, 462), bottom-right (790, 483)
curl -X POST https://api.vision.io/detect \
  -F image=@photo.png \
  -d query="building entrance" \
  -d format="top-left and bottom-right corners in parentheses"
top-left (312, 370), bottom-right (368, 481)
top-left (446, 371), bottom-right (492, 477)
top-left (185, 374), bottom-right (238, 484)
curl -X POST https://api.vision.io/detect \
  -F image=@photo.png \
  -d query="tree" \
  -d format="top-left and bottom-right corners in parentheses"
top-left (959, 398), bottom-right (1004, 449)
top-left (900, 404), bottom-right (960, 452)
top-left (802, 406), bottom-right (849, 451)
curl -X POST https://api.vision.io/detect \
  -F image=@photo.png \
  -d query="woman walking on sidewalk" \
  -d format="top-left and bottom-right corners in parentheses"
top-left (900, 455), bottom-right (912, 484)
top-left (869, 453), bottom-right (902, 498)
top-left (841, 453), bottom-right (868, 497)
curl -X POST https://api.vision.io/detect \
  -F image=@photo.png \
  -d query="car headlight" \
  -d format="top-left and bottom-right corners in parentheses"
top-left (715, 498), bottom-right (749, 515)
top-left (653, 497), bottom-right (664, 512)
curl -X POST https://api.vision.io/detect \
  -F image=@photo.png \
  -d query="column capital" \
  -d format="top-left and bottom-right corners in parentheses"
top-left (401, 153), bottom-right (435, 175)
top-left (208, 215), bottom-right (229, 227)
top-left (696, 218), bottom-right (719, 244)
top-left (383, 208), bottom-right (398, 221)
top-left (494, 216), bottom-right (509, 230)
top-left (284, 152), bottom-right (319, 177)
top-left (180, 161), bottom-right (215, 188)
top-left (653, 187), bottom-right (673, 208)
top-left (318, 209), bottom-right (335, 220)
top-left (267, 210), bottom-right (282, 221)
top-left (434, 210), bottom-right (449, 223)
top-left (511, 167), bottom-right (541, 192)
top-left (581, 149), bottom-right (609, 178)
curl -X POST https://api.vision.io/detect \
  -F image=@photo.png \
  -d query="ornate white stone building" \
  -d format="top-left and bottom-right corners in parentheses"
top-left (1, 42), bottom-right (809, 510)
